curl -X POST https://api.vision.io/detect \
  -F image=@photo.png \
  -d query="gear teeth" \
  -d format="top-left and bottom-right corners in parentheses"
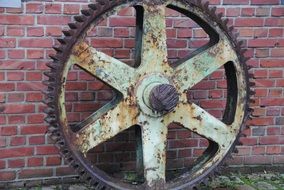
top-left (250, 99), bottom-right (256, 104)
top-left (249, 90), bottom-right (256, 96)
top-left (43, 71), bottom-right (56, 79)
top-left (45, 118), bottom-right (57, 125)
top-left (223, 18), bottom-right (229, 26)
top-left (247, 65), bottom-right (253, 70)
top-left (97, 0), bottom-right (106, 5)
top-left (249, 82), bottom-right (255, 87)
top-left (210, 7), bottom-right (217, 15)
top-left (248, 107), bottom-right (254, 112)
top-left (81, 9), bottom-right (93, 16)
top-left (53, 46), bottom-right (63, 53)
top-left (237, 140), bottom-right (243, 145)
top-left (62, 30), bottom-right (74, 37)
top-left (43, 80), bottom-right (55, 86)
top-left (44, 107), bottom-right (55, 114)
top-left (217, 12), bottom-right (223, 19)
top-left (248, 73), bottom-right (254, 79)
top-left (49, 54), bottom-right (59, 61)
top-left (43, 99), bottom-right (54, 107)
top-left (46, 62), bottom-right (57, 69)
top-left (228, 25), bottom-right (234, 32)
top-left (74, 15), bottom-right (86, 22)
top-left (68, 23), bottom-right (78, 29)
top-left (236, 41), bottom-right (244, 49)
top-left (57, 38), bottom-right (67, 45)
top-left (88, 4), bottom-right (97, 10)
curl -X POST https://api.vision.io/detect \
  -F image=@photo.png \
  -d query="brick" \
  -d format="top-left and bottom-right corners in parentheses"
top-left (19, 169), bottom-right (52, 179)
top-left (46, 156), bottom-right (61, 166)
top-left (0, 137), bottom-right (6, 147)
top-left (223, 0), bottom-right (249, 4)
top-left (267, 146), bottom-right (281, 154)
top-left (0, 38), bottom-right (16, 48)
top-left (0, 15), bottom-right (34, 25)
top-left (256, 8), bottom-right (270, 16)
top-left (177, 29), bottom-right (192, 38)
top-left (249, 118), bottom-right (274, 126)
top-left (241, 8), bottom-right (255, 16)
top-left (167, 39), bottom-right (187, 48)
top-left (0, 171), bottom-right (16, 181)
top-left (1, 126), bottom-right (17, 136)
top-left (20, 125), bottom-right (47, 135)
top-left (0, 147), bottom-right (34, 159)
top-left (109, 17), bottom-right (135, 27)
top-left (19, 39), bottom-right (52, 48)
top-left (45, 3), bottom-right (62, 14)
top-left (117, 7), bottom-right (134, 16)
top-left (272, 7), bottom-right (284, 16)
top-left (7, 93), bottom-right (25, 102)
top-left (27, 27), bottom-right (44, 37)
top-left (26, 3), bottom-right (43, 13)
top-left (8, 50), bottom-right (25, 59)
top-left (10, 136), bottom-right (26, 146)
top-left (260, 136), bottom-right (283, 145)
top-left (240, 137), bottom-right (258, 145)
top-left (269, 28), bottom-right (283, 37)
top-left (29, 136), bottom-right (45, 145)
top-left (7, 27), bottom-right (24, 36)
top-left (0, 60), bottom-right (35, 70)
top-left (26, 92), bottom-right (43, 102)
top-left (8, 159), bottom-right (25, 168)
top-left (252, 146), bottom-right (265, 155)
top-left (27, 49), bottom-right (44, 59)
top-left (226, 8), bottom-right (240, 17)
top-left (27, 157), bottom-right (43, 167)
top-left (267, 127), bottom-right (281, 135)
top-left (260, 59), bottom-right (284, 67)
top-left (260, 98), bottom-right (284, 106)
top-left (56, 167), bottom-right (76, 176)
top-left (265, 18), bottom-right (284, 27)
top-left (174, 18), bottom-right (198, 28)
top-left (276, 117), bottom-right (284, 125)
top-left (251, 0), bottom-right (280, 4)
top-left (64, 4), bottom-right (80, 15)
top-left (271, 48), bottom-right (284, 57)
top-left (235, 18), bottom-right (264, 27)
top-left (37, 16), bottom-right (71, 25)
top-left (244, 156), bottom-right (272, 165)
top-left (46, 26), bottom-right (62, 37)
top-left (27, 114), bottom-right (45, 124)
top-left (8, 115), bottom-right (25, 124)
top-left (7, 72), bottom-right (25, 81)
top-left (92, 39), bottom-right (123, 48)
top-left (36, 146), bottom-right (59, 155)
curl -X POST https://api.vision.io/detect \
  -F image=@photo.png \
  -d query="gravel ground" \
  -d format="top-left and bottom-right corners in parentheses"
top-left (13, 172), bottom-right (284, 190)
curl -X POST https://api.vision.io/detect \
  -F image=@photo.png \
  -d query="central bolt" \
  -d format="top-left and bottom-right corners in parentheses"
top-left (147, 84), bottom-right (179, 113)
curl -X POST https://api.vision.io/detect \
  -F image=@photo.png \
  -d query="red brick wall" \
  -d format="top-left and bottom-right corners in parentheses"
top-left (0, 0), bottom-right (283, 185)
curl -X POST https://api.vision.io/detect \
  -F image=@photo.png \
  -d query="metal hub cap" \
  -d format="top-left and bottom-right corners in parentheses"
top-left (149, 84), bottom-right (179, 113)
top-left (44, 0), bottom-right (252, 189)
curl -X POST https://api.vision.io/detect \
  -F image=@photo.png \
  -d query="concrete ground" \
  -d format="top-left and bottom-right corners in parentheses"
top-left (14, 172), bottom-right (284, 190)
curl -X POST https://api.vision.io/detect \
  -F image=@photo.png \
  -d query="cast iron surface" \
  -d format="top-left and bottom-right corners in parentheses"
top-left (43, 0), bottom-right (255, 189)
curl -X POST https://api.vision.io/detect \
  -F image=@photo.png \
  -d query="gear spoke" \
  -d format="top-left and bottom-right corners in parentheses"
top-left (71, 42), bottom-right (136, 97)
top-left (139, 114), bottom-right (167, 188)
top-left (73, 100), bottom-right (139, 154)
top-left (164, 101), bottom-right (234, 148)
top-left (139, 4), bottom-right (172, 73)
top-left (173, 38), bottom-right (237, 93)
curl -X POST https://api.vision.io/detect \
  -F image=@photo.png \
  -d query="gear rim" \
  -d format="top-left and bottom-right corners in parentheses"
top-left (43, 0), bottom-right (254, 189)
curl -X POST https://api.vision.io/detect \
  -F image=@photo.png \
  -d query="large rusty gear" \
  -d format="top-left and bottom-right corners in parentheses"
top-left (44, 0), bottom-right (255, 189)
